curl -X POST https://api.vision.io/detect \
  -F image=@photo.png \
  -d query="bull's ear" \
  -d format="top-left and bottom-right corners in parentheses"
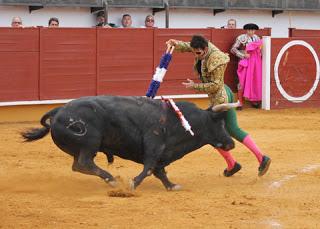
top-left (211, 101), bottom-right (240, 112)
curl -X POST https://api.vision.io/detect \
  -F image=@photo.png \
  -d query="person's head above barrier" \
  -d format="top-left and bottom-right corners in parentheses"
top-left (227, 19), bottom-right (237, 29)
top-left (95, 11), bottom-right (114, 28)
top-left (144, 15), bottom-right (155, 28)
top-left (48, 17), bottom-right (59, 27)
top-left (190, 35), bottom-right (209, 60)
top-left (243, 23), bottom-right (259, 37)
top-left (96, 11), bottom-right (106, 27)
top-left (121, 14), bottom-right (132, 28)
top-left (11, 16), bottom-right (23, 28)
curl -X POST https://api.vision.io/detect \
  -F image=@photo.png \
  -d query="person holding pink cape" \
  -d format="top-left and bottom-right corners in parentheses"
top-left (231, 23), bottom-right (262, 110)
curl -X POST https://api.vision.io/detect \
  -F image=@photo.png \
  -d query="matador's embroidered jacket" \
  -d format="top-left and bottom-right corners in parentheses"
top-left (175, 40), bottom-right (230, 106)
top-left (230, 34), bottom-right (260, 59)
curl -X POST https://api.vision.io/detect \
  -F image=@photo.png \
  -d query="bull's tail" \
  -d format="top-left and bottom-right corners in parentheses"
top-left (21, 107), bottom-right (61, 142)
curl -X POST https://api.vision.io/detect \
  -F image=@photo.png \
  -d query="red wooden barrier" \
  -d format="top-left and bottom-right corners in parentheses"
top-left (0, 28), bottom-right (39, 102)
top-left (289, 28), bottom-right (320, 37)
top-left (97, 28), bottom-right (154, 96)
top-left (270, 38), bottom-right (320, 109)
top-left (0, 27), bottom-right (271, 103)
top-left (39, 28), bottom-right (97, 100)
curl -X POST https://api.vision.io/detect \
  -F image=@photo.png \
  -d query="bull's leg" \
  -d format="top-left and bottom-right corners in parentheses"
top-left (130, 163), bottom-right (154, 190)
top-left (153, 167), bottom-right (182, 191)
top-left (130, 136), bottom-right (165, 190)
top-left (104, 152), bottom-right (114, 165)
top-left (72, 151), bottom-right (116, 187)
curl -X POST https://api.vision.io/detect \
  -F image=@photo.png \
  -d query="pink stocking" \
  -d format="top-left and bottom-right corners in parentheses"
top-left (216, 148), bottom-right (236, 171)
top-left (243, 135), bottom-right (263, 164)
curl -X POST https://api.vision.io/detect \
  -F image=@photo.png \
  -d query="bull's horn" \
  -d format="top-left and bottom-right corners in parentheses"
top-left (212, 101), bottom-right (241, 112)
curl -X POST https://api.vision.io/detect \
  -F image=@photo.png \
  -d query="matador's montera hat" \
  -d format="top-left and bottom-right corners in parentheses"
top-left (243, 23), bottom-right (259, 30)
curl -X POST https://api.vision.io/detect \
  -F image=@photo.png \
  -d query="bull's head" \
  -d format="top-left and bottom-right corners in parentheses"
top-left (208, 101), bottom-right (241, 151)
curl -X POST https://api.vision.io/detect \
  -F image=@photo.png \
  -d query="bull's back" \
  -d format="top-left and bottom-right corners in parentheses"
top-left (50, 96), bottom-right (167, 159)
top-left (95, 96), bottom-right (169, 160)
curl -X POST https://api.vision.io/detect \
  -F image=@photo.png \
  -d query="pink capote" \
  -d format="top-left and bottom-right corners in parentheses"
top-left (237, 40), bottom-right (262, 102)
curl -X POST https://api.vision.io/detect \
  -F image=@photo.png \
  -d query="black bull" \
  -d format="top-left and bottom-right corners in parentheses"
top-left (21, 96), bottom-right (235, 190)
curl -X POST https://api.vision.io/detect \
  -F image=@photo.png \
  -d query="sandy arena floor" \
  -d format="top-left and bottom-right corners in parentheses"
top-left (1, 108), bottom-right (320, 228)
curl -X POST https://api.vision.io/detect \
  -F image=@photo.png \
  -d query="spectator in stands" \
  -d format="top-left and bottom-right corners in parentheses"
top-left (231, 23), bottom-right (262, 109)
top-left (227, 19), bottom-right (237, 29)
top-left (121, 14), bottom-right (133, 28)
top-left (48, 17), bottom-right (59, 27)
top-left (95, 11), bottom-right (114, 28)
top-left (166, 35), bottom-right (271, 177)
top-left (143, 15), bottom-right (155, 28)
top-left (11, 16), bottom-right (23, 28)
top-left (221, 19), bottom-right (237, 29)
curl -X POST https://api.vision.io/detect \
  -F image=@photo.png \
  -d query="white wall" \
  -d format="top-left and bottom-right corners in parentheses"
top-left (1, 6), bottom-right (320, 37)
top-left (148, 9), bottom-right (320, 37)
top-left (0, 6), bottom-right (95, 27)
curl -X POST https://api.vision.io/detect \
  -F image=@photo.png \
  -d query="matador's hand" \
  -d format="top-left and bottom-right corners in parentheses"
top-left (166, 39), bottom-right (178, 47)
top-left (182, 79), bottom-right (195, 89)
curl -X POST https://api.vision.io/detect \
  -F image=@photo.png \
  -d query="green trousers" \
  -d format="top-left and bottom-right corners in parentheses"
top-left (224, 85), bottom-right (248, 142)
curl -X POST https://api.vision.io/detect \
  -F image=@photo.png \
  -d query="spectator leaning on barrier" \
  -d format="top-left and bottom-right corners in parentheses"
top-left (11, 16), bottom-right (23, 28)
top-left (166, 35), bottom-right (271, 177)
top-left (143, 15), bottom-right (155, 28)
top-left (231, 23), bottom-right (262, 109)
top-left (48, 17), bottom-right (59, 27)
top-left (121, 14), bottom-right (133, 28)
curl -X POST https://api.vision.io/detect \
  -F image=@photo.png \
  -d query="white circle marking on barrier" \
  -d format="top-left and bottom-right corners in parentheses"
top-left (274, 40), bottom-right (320, 103)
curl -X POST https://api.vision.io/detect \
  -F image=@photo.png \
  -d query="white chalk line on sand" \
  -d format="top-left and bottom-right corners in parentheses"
top-left (263, 219), bottom-right (282, 228)
top-left (269, 164), bottom-right (320, 189)
top-left (264, 164), bottom-right (320, 228)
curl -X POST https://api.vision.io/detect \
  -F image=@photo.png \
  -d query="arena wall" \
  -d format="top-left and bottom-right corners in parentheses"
top-left (1, 28), bottom-right (320, 122)
top-left (0, 27), bottom-right (270, 102)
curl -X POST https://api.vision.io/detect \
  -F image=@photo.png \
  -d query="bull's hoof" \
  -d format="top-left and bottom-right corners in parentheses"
top-left (167, 184), bottom-right (182, 191)
top-left (147, 169), bottom-right (153, 176)
top-left (129, 179), bottom-right (136, 191)
top-left (104, 178), bottom-right (117, 187)
top-left (108, 180), bottom-right (117, 188)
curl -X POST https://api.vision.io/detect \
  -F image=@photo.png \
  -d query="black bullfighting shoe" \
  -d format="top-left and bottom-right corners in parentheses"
top-left (223, 162), bottom-right (242, 177)
top-left (251, 102), bottom-right (261, 109)
top-left (258, 155), bottom-right (271, 176)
